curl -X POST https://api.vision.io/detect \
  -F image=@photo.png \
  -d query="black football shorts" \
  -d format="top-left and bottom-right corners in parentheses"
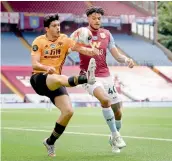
top-left (30, 73), bottom-right (68, 104)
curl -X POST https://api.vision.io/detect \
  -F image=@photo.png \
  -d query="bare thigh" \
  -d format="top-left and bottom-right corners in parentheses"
top-left (53, 95), bottom-right (74, 126)
top-left (46, 74), bottom-right (70, 91)
top-left (93, 86), bottom-right (111, 108)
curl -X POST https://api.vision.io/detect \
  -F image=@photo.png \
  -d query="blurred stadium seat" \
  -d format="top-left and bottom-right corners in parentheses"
top-left (110, 66), bottom-right (172, 101)
top-left (1, 32), bottom-right (31, 66)
top-left (1, 3), bottom-right (6, 11)
top-left (91, 1), bottom-right (149, 16)
top-left (8, 1), bottom-right (87, 14)
top-left (8, 1), bottom-right (150, 17)
top-left (113, 34), bottom-right (172, 66)
top-left (22, 32), bottom-right (41, 45)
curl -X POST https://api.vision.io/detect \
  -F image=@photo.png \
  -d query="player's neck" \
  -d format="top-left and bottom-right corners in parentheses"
top-left (88, 25), bottom-right (99, 33)
top-left (46, 33), bottom-right (59, 42)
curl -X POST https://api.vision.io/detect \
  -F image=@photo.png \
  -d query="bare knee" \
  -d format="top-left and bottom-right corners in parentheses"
top-left (111, 102), bottom-right (122, 120)
top-left (62, 108), bottom-right (74, 119)
top-left (93, 87), bottom-right (111, 108)
top-left (100, 97), bottom-right (111, 108)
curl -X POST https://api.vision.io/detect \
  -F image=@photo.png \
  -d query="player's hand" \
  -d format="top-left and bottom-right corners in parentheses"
top-left (126, 58), bottom-right (134, 68)
top-left (46, 66), bottom-right (56, 74)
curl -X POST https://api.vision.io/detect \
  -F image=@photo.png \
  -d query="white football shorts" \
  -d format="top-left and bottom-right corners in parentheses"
top-left (82, 76), bottom-right (122, 104)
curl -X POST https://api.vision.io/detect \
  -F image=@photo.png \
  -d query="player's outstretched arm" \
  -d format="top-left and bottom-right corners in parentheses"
top-left (68, 31), bottom-right (99, 56)
top-left (110, 47), bottom-right (134, 68)
top-left (71, 43), bottom-right (99, 56)
top-left (108, 33), bottom-right (134, 68)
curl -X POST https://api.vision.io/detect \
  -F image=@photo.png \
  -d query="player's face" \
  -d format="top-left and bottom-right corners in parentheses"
top-left (47, 20), bottom-right (60, 37)
top-left (88, 13), bottom-right (102, 30)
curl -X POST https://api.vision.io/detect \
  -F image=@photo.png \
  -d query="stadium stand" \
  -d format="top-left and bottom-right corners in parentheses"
top-left (155, 66), bottom-right (172, 80)
top-left (8, 1), bottom-right (87, 14)
top-left (1, 32), bottom-right (31, 66)
top-left (7, 1), bottom-right (149, 17)
top-left (110, 66), bottom-right (172, 101)
top-left (113, 34), bottom-right (172, 66)
top-left (90, 1), bottom-right (149, 16)
top-left (1, 80), bottom-right (13, 94)
top-left (22, 32), bottom-right (41, 45)
top-left (1, 3), bottom-right (6, 11)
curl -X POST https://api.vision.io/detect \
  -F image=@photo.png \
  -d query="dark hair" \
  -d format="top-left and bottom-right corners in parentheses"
top-left (86, 6), bottom-right (104, 17)
top-left (44, 14), bottom-right (59, 27)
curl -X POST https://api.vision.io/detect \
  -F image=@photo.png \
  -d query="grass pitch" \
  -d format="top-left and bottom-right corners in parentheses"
top-left (1, 107), bottom-right (172, 161)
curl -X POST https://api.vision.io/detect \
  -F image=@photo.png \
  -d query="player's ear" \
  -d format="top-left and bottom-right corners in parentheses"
top-left (45, 27), bottom-right (49, 32)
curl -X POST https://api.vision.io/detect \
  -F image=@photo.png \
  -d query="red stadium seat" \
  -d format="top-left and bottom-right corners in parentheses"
top-left (8, 1), bottom-right (148, 17)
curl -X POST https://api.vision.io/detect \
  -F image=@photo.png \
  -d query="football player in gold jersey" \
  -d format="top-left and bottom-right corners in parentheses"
top-left (30, 13), bottom-right (98, 157)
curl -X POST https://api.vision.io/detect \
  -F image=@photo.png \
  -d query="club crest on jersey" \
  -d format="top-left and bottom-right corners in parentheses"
top-left (50, 44), bottom-right (56, 49)
top-left (100, 33), bottom-right (106, 39)
top-left (32, 45), bottom-right (38, 52)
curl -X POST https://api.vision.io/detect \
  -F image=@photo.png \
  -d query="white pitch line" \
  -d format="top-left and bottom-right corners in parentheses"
top-left (1, 110), bottom-right (101, 116)
top-left (2, 127), bottom-right (172, 142)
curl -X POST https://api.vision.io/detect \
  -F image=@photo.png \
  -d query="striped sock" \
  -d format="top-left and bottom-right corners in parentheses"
top-left (46, 122), bottom-right (66, 145)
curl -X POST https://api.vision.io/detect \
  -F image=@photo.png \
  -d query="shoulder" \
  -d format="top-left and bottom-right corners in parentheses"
top-left (58, 34), bottom-right (70, 43)
top-left (32, 35), bottom-right (46, 44)
top-left (99, 28), bottom-right (111, 39)
top-left (59, 34), bottom-right (73, 45)
top-left (99, 28), bottom-right (111, 35)
top-left (32, 35), bottom-right (46, 52)
top-left (60, 34), bottom-right (68, 39)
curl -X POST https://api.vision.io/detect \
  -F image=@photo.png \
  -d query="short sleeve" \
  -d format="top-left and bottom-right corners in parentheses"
top-left (66, 38), bottom-right (76, 51)
top-left (31, 38), bottom-right (42, 56)
top-left (108, 33), bottom-right (116, 51)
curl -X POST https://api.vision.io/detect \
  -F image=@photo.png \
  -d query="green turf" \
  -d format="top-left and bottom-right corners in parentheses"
top-left (1, 107), bottom-right (172, 161)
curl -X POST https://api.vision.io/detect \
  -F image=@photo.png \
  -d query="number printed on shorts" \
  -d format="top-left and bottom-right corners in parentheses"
top-left (108, 86), bottom-right (116, 95)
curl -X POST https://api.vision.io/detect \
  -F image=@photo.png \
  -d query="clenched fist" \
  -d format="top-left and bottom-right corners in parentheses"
top-left (126, 58), bottom-right (134, 68)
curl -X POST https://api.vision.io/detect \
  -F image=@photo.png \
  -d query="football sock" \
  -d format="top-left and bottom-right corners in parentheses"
top-left (115, 120), bottom-right (122, 131)
top-left (102, 107), bottom-right (117, 135)
top-left (46, 122), bottom-right (66, 145)
top-left (68, 76), bottom-right (87, 86)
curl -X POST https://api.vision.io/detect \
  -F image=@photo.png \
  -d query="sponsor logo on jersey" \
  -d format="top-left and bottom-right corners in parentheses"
top-left (90, 42), bottom-right (101, 48)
